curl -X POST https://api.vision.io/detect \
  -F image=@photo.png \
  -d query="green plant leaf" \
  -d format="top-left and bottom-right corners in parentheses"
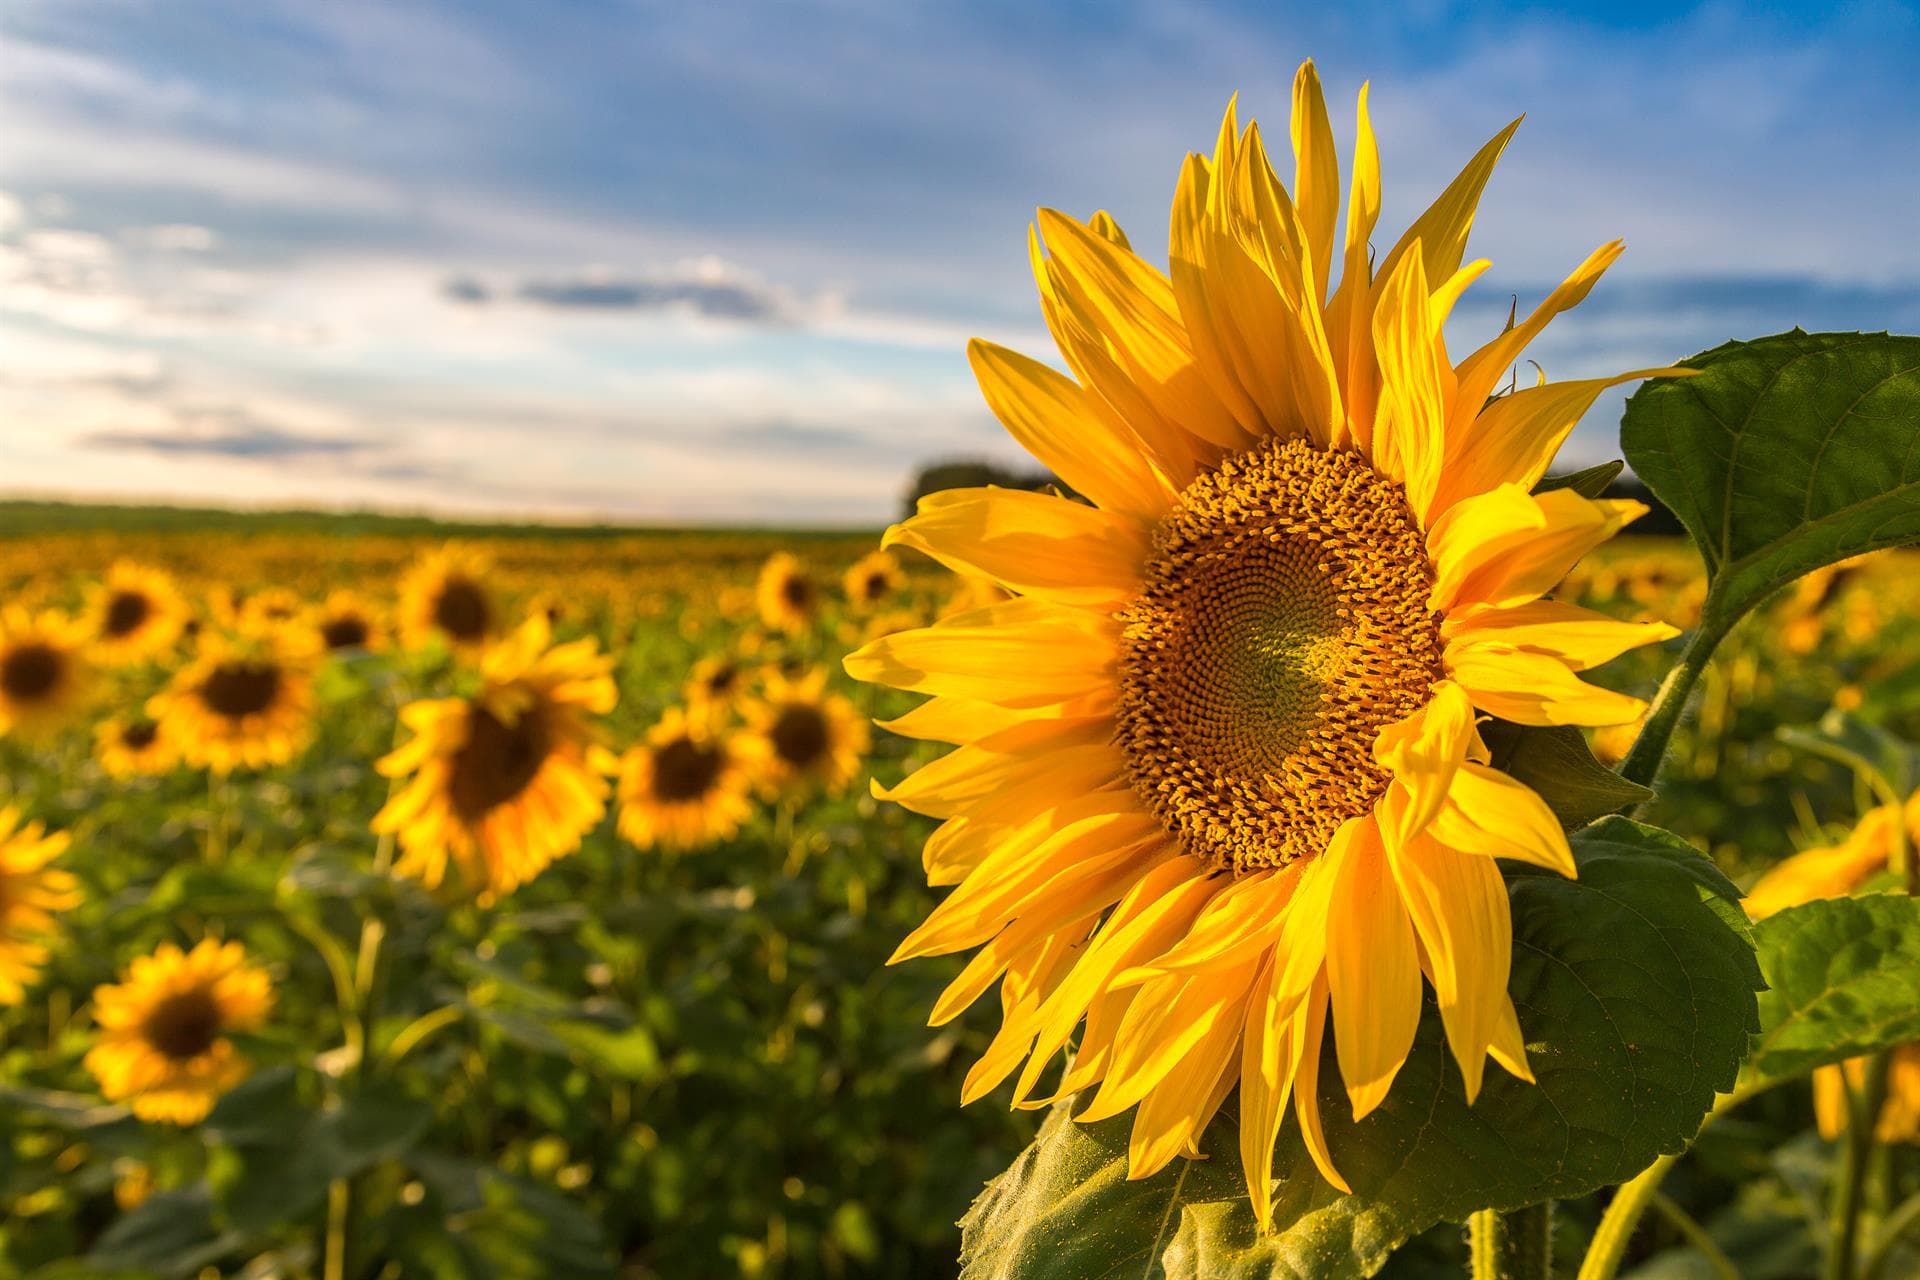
top-left (1621, 330), bottom-right (1920, 641)
top-left (1777, 712), bottom-right (1920, 804)
top-left (85, 1187), bottom-right (242, 1276)
top-left (1740, 893), bottom-right (1920, 1088)
top-left (959, 819), bottom-right (1761, 1280)
top-left (1535, 459), bottom-right (1624, 498)
top-left (1481, 722), bottom-right (1654, 827)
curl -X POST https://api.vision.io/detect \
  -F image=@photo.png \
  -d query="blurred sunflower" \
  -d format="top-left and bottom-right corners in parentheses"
top-left (84, 938), bottom-right (272, 1124)
top-left (374, 616), bottom-right (616, 898)
top-left (746, 669), bottom-right (867, 797)
top-left (236, 587), bottom-right (306, 632)
top-left (843, 550), bottom-right (905, 613)
top-left (312, 589), bottom-right (388, 654)
top-left (685, 654), bottom-right (755, 710)
top-left (616, 706), bottom-right (755, 851)
top-left (94, 714), bottom-right (177, 779)
top-left (844, 62), bottom-right (1684, 1213)
top-left (397, 545), bottom-right (500, 654)
top-left (85, 562), bottom-right (187, 664)
top-left (755, 552), bottom-right (820, 635)
top-left (0, 608), bottom-right (92, 741)
top-left (1748, 789), bottom-right (1920, 1144)
top-left (150, 630), bottom-right (316, 774)
top-left (0, 809), bottom-right (80, 1005)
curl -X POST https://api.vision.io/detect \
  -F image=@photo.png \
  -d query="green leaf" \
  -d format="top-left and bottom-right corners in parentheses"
top-left (1621, 330), bottom-right (1920, 641)
top-left (1777, 711), bottom-right (1920, 804)
top-left (86, 1187), bottom-right (242, 1276)
top-left (1740, 893), bottom-right (1920, 1088)
top-left (404, 1151), bottom-right (617, 1279)
top-left (1535, 459), bottom-right (1624, 498)
top-left (959, 819), bottom-right (1761, 1280)
top-left (1481, 722), bottom-right (1654, 827)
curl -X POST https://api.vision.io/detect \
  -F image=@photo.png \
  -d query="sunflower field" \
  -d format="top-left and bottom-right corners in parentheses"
top-left (4, 59), bottom-right (1920, 1280)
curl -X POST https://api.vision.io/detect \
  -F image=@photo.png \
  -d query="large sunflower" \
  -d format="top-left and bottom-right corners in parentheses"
top-left (84, 938), bottom-right (272, 1124)
top-left (0, 608), bottom-right (93, 741)
top-left (0, 809), bottom-right (80, 1005)
top-left (86, 561), bottom-right (188, 665)
top-left (373, 616), bottom-right (616, 897)
top-left (616, 705), bottom-right (756, 851)
top-left (151, 629), bottom-right (317, 774)
top-left (745, 669), bottom-right (868, 798)
top-left (396, 545), bottom-right (500, 654)
top-left (843, 63), bottom-right (1683, 1216)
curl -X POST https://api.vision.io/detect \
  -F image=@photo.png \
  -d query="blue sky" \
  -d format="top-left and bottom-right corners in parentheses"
top-left (2, 0), bottom-right (1916, 524)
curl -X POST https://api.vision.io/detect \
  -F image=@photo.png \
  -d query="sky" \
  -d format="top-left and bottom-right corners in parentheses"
top-left (1, 0), bottom-right (1917, 525)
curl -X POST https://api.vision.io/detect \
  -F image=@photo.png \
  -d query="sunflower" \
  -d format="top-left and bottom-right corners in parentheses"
top-left (685, 654), bottom-right (757, 710)
top-left (236, 587), bottom-right (306, 632)
top-left (843, 550), bottom-right (905, 613)
top-left (311, 589), bottom-right (388, 655)
top-left (1748, 790), bottom-right (1920, 1144)
top-left (0, 809), bottom-right (80, 1004)
top-left (0, 608), bottom-right (92, 740)
top-left (94, 713), bottom-right (177, 779)
top-left (616, 705), bottom-right (756, 851)
top-left (843, 63), bottom-right (1684, 1215)
top-left (85, 562), bottom-right (187, 664)
top-left (150, 630), bottom-right (316, 774)
top-left (756, 553), bottom-right (820, 635)
top-left (745, 669), bottom-right (868, 797)
top-left (84, 938), bottom-right (272, 1124)
top-left (397, 545), bottom-right (500, 654)
top-left (373, 616), bottom-right (616, 898)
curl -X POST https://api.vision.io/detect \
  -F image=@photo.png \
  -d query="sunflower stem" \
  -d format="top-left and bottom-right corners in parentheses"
top-left (1647, 1191), bottom-right (1738, 1280)
top-left (1575, 1154), bottom-right (1677, 1280)
top-left (1827, 1052), bottom-right (1891, 1280)
top-left (1618, 613), bottom-right (1732, 793)
top-left (1470, 1203), bottom-right (1554, 1278)
top-left (1862, 1188), bottom-right (1920, 1280)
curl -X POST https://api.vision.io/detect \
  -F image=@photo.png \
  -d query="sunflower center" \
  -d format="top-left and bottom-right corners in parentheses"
top-left (434, 577), bottom-right (491, 641)
top-left (321, 616), bottom-right (370, 650)
top-left (781, 575), bottom-right (815, 611)
top-left (862, 573), bottom-right (889, 601)
top-left (704, 664), bottom-right (739, 697)
top-left (652, 736), bottom-right (724, 802)
top-left (122, 720), bottom-right (159, 749)
top-left (141, 988), bottom-right (222, 1061)
top-left (200, 662), bottom-right (282, 719)
top-left (449, 703), bottom-right (551, 820)
top-left (1115, 439), bottom-right (1445, 875)
top-left (1, 644), bottom-right (63, 701)
top-left (104, 591), bottom-right (152, 637)
top-left (770, 704), bottom-right (829, 770)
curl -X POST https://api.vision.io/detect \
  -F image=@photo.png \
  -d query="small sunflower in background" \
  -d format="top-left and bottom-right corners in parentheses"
top-left (0, 608), bottom-right (92, 741)
top-left (311, 589), bottom-right (388, 655)
top-left (85, 562), bottom-right (187, 665)
top-left (842, 549), bottom-right (904, 613)
top-left (0, 809), bottom-right (80, 1005)
top-left (616, 706), bottom-right (755, 851)
top-left (397, 545), bottom-right (500, 654)
top-left (235, 587), bottom-right (306, 632)
top-left (84, 938), bottom-right (272, 1124)
top-left (745, 669), bottom-right (867, 797)
top-left (374, 615), bottom-right (616, 898)
top-left (150, 629), bottom-right (317, 774)
top-left (684, 654), bottom-right (755, 711)
top-left (755, 552), bottom-right (819, 635)
top-left (94, 714), bottom-right (177, 779)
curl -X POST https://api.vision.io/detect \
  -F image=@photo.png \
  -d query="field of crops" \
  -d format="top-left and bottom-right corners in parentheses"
top-left (0, 512), bottom-right (1916, 1279)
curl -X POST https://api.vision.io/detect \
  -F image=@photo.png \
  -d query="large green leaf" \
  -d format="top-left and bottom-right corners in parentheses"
top-left (1740, 893), bottom-right (1920, 1088)
top-left (959, 819), bottom-right (1761, 1280)
top-left (1620, 330), bottom-right (1920, 640)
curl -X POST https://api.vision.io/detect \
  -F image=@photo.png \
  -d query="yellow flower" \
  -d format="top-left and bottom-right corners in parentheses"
top-left (397, 545), bottom-right (501, 654)
top-left (0, 809), bottom-right (80, 1004)
top-left (616, 706), bottom-right (756, 851)
top-left (235, 587), bottom-right (306, 632)
top-left (85, 562), bottom-right (188, 665)
top-left (755, 553), bottom-right (820, 635)
top-left (843, 550), bottom-right (905, 613)
top-left (0, 608), bottom-right (93, 741)
top-left (685, 654), bottom-right (757, 711)
top-left (1747, 790), bottom-right (1920, 1144)
top-left (843, 63), bottom-right (1683, 1217)
top-left (93, 714), bottom-right (177, 779)
top-left (150, 630), bottom-right (316, 774)
top-left (311, 589), bottom-right (388, 654)
top-left (374, 616), bottom-right (616, 898)
top-left (745, 669), bottom-right (868, 797)
top-left (85, 938), bottom-right (272, 1124)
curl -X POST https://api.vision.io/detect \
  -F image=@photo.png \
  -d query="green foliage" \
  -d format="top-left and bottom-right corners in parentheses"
top-left (1621, 330), bottom-right (1920, 643)
top-left (1481, 722), bottom-right (1654, 827)
top-left (958, 820), bottom-right (1762, 1280)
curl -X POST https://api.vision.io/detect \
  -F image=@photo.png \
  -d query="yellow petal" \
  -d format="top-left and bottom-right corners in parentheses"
top-left (1325, 818), bottom-right (1421, 1119)
top-left (1370, 242), bottom-right (1448, 519)
top-left (1428, 764), bottom-right (1576, 876)
top-left (1114, 863), bottom-right (1301, 984)
top-left (1450, 241), bottom-right (1623, 426)
top-left (844, 597), bottom-right (1116, 708)
top-left (1388, 833), bottom-right (1511, 1102)
top-left (1323, 81), bottom-right (1381, 452)
top-left (1449, 640), bottom-right (1648, 726)
top-left (1238, 958), bottom-right (1298, 1233)
top-left (1077, 962), bottom-right (1259, 1124)
top-left (871, 714), bottom-right (1115, 818)
top-left (1453, 491), bottom-right (1647, 610)
top-left (967, 338), bottom-right (1177, 519)
top-left (1289, 59), bottom-right (1339, 302)
top-left (1745, 822), bottom-right (1892, 919)
top-left (1445, 600), bottom-right (1680, 671)
top-left (1373, 680), bottom-right (1476, 849)
top-left (1126, 987), bottom-right (1249, 1178)
top-left (886, 485), bottom-right (1150, 607)
top-left (1376, 116), bottom-right (1523, 294)
top-left (1291, 978), bottom-right (1350, 1192)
